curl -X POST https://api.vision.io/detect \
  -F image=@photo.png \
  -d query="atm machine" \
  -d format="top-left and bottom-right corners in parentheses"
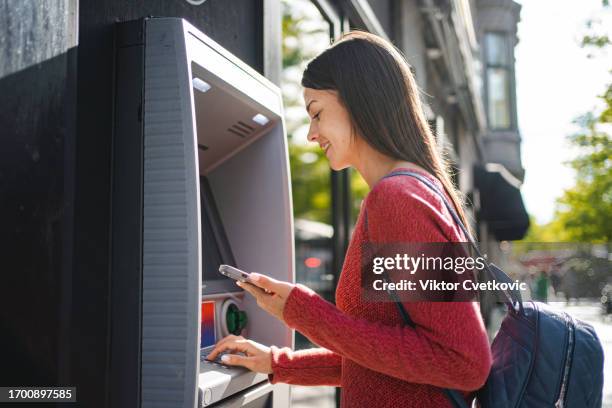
top-left (110, 18), bottom-right (294, 408)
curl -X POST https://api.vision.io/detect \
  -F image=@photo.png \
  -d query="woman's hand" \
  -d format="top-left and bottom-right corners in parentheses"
top-left (206, 335), bottom-right (273, 374)
top-left (236, 273), bottom-right (296, 323)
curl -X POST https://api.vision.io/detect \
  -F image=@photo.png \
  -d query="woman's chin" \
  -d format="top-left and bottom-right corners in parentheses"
top-left (328, 160), bottom-right (350, 171)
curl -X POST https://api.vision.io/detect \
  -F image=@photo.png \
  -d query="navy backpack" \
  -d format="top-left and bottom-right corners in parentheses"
top-left (380, 171), bottom-right (605, 408)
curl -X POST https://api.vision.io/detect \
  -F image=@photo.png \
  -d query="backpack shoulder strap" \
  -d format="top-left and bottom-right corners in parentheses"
top-left (378, 170), bottom-right (523, 311)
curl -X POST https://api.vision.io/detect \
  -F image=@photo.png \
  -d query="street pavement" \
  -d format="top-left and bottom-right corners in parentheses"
top-left (290, 384), bottom-right (335, 408)
top-left (289, 300), bottom-right (612, 407)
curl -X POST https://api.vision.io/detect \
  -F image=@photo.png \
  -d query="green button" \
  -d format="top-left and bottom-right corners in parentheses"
top-left (226, 304), bottom-right (248, 335)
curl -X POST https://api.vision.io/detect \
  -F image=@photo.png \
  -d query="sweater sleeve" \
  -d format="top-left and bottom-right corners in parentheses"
top-left (280, 181), bottom-right (492, 391)
top-left (267, 346), bottom-right (342, 387)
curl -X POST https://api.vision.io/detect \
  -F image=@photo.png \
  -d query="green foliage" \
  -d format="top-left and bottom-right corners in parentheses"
top-left (287, 144), bottom-right (371, 224)
top-left (553, 92), bottom-right (612, 242)
top-left (521, 216), bottom-right (570, 244)
top-left (581, 1), bottom-right (612, 52)
top-left (282, 4), bottom-right (304, 69)
top-left (289, 144), bottom-right (332, 223)
top-left (525, 0), bottom-right (612, 243)
top-left (581, 34), bottom-right (611, 49)
top-left (350, 170), bottom-right (370, 220)
top-left (529, 96), bottom-right (612, 244)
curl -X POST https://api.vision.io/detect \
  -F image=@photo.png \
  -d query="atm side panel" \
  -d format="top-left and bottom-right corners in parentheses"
top-left (110, 20), bottom-right (146, 408)
top-left (141, 19), bottom-right (201, 408)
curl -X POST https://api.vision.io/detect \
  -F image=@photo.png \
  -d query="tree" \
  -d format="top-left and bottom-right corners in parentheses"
top-left (553, 110), bottom-right (611, 242)
top-left (552, 0), bottom-right (612, 242)
top-left (525, 0), bottom-right (611, 243)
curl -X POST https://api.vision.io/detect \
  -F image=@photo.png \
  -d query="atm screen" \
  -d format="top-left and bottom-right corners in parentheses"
top-left (200, 301), bottom-right (216, 348)
top-left (200, 176), bottom-right (237, 292)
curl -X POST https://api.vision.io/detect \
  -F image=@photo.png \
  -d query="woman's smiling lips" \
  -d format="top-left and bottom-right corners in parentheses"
top-left (320, 142), bottom-right (331, 153)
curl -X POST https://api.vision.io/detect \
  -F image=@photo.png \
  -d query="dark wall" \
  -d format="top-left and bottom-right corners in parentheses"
top-left (0, 0), bottom-right (77, 387)
top-left (1, 0), bottom-right (263, 406)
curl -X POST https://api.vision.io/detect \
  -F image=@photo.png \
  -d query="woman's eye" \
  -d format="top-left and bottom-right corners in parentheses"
top-left (313, 112), bottom-right (321, 120)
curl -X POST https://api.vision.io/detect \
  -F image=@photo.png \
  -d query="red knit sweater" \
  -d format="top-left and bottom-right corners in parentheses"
top-left (268, 168), bottom-right (492, 407)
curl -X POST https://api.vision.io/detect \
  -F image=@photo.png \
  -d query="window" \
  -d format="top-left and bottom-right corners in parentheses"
top-left (484, 32), bottom-right (512, 129)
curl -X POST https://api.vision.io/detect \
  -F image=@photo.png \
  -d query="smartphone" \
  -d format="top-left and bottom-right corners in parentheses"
top-left (219, 264), bottom-right (254, 284)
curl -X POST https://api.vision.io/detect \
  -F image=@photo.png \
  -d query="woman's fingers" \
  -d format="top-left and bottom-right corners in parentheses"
top-left (238, 282), bottom-right (279, 315)
top-left (207, 336), bottom-right (249, 360)
top-left (237, 281), bottom-right (270, 299)
top-left (235, 274), bottom-right (295, 323)
top-left (248, 273), bottom-right (282, 294)
top-left (211, 334), bottom-right (242, 351)
top-left (220, 353), bottom-right (256, 370)
top-left (207, 337), bottom-right (247, 360)
top-left (207, 336), bottom-right (274, 374)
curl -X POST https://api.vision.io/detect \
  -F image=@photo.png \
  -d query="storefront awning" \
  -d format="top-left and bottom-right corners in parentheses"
top-left (475, 164), bottom-right (530, 241)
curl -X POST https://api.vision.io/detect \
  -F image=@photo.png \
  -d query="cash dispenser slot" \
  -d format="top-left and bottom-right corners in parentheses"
top-left (112, 18), bottom-right (293, 408)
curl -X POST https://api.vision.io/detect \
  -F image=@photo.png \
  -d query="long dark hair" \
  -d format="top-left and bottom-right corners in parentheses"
top-left (301, 30), bottom-right (471, 232)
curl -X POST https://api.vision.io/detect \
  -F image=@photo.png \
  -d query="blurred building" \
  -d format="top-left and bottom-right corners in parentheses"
top-left (388, 0), bottom-right (530, 247)
top-left (395, 0), bottom-right (530, 291)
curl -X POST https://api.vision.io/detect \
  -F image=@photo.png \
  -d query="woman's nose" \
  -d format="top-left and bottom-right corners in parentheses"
top-left (307, 122), bottom-right (319, 143)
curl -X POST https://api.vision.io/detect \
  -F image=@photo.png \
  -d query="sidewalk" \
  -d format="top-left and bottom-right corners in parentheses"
top-left (291, 385), bottom-right (336, 408)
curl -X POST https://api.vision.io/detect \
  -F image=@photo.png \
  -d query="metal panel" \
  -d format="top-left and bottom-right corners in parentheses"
top-left (141, 19), bottom-right (201, 408)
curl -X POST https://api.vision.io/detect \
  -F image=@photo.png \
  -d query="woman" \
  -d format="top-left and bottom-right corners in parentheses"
top-left (207, 31), bottom-right (492, 407)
